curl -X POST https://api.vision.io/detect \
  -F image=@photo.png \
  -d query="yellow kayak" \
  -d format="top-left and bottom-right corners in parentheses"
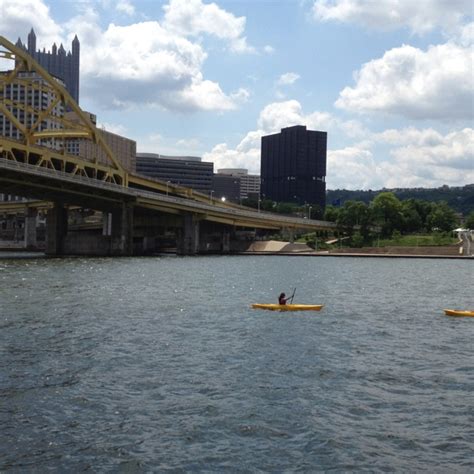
top-left (252, 304), bottom-right (324, 312)
top-left (444, 309), bottom-right (474, 317)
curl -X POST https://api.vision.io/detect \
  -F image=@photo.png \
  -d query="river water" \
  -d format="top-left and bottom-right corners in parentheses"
top-left (1, 255), bottom-right (473, 472)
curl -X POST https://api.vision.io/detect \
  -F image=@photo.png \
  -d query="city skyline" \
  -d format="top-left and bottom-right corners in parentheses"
top-left (1, 0), bottom-right (472, 190)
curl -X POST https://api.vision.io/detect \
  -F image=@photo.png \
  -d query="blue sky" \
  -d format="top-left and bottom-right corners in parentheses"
top-left (1, 0), bottom-right (473, 189)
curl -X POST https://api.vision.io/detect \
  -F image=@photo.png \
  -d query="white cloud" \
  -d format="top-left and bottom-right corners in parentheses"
top-left (328, 127), bottom-right (474, 189)
top-left (167, 76), bottom-right (238, 111)
top-left (257, 100), bottom-right (340, 133)
top-left (457, 21), bottom-right (474, 47)
top-left (276, 72), bottom-right (300, 86)
top-left (163, 0), bottom-right (255, 53)
top-left (327, 146), bottom-right (383, 189)
top-left (176, 137), bottom-right (202, 149)
top-left (0, 0), bottom-right (249, 112)
top-left (327, 127), bottom-right (474, 189)
top-left (0, 0), bottom-right (62, 47)
top-left (230, 88), bottom-right (251, 103)
top-left (263, 45), bottom-right (275, 54)
top-left (379, 127), bottom-right (474, 174)
top-left (336, 42), bottom-right (474, 120)
top-left (72, 20), bottom-right (242, 112)
top-left (97, 121), bottom-right (128, 136)
top-left (116, 0), bottom-right (135, 16)
top-left (204, 142), bottom-right (261, 173)
top-left (312, 0), bottom-right (472, 35)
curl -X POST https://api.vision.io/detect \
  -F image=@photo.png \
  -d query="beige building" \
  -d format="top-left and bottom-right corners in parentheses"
top-left (65, 111), bottom-right (136, 173)
top-left (217, 168), bottom-right (260, 199)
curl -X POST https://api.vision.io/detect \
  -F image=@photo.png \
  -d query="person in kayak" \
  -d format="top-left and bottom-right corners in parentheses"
top-left (279, 292), bottom-right (289, 305)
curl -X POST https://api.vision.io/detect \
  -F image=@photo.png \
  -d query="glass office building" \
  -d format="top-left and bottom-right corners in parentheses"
top-left (261, 125), bottom-right (327, 208)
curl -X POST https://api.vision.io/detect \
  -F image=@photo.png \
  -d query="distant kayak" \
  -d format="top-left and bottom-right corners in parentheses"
top-left (251, 304), bottom-right (324, 312)
top-left (444, 309), bottom-right (474, 317)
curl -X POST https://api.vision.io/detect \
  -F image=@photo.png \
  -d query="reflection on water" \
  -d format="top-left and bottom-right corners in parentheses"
top-left (1, 255), bottom-right (473, 471)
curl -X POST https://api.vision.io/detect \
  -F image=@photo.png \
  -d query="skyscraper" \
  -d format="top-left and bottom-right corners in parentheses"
top-left (260, 125), bottom-right (327, 209)
top-left (0, 70), bottom-right (65, 149)
top-left (16, 28), bottom-right (80, 104)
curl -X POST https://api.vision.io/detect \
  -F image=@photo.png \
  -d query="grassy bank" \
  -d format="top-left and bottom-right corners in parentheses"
top-left (297, 232), bottom-right (459, 250)
top-left (376, 233), bottom-right (458, 247)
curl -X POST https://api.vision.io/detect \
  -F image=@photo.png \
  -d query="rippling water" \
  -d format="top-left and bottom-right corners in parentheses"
top-left (1, 255), bottom-right (473, 472)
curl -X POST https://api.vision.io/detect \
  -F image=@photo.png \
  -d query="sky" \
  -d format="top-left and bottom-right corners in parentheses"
top-left (0, 0), bottom-right (473, 190)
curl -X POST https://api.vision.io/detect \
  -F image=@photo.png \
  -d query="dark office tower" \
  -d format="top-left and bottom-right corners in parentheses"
top-left (261, 125), bottom-right (327, 209)
top-left (18, 28), bottom-right (80, 104)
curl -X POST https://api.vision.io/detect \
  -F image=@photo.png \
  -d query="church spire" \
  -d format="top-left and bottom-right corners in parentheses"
top-left (27, 28), bottom-right (36, 53)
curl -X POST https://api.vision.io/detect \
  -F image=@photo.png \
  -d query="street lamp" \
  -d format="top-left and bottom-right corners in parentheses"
top-left (258, 197), bottom-right (261, 212)
top-left (308, 206), bottom-right (312, 220)
top-left (210, 190), bottom-right (214, 203)
top-left (221, 196), bottom-right (226, 203)
top-left (166, 180), bottom-right (170, 196)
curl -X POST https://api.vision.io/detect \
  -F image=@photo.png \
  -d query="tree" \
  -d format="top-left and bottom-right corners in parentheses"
top-left (370, 192), bottom-right (403, 237)
top-left (337, 200), bottom-right (373, 241)
top-left (426, 201), bottom-right (459, 232)
top-left (324, 205), bottom-right (340, 223)
top-left (401, 199), bottom-right (423, 233)
top-left (464, 211), bottom-right (474, 230)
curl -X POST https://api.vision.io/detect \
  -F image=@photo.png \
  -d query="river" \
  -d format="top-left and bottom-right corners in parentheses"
top-left (1, 255), bottom-right (473, 472)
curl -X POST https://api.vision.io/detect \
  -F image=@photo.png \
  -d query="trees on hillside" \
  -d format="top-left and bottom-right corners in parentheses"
top-left (426, 201), bottom-right (459, 232)
top-left (247, 191), bottom-right (462, 241)
top-left (324, 191), bottom-right (461, 243)
top-left (464, 211), bottom-right (474, 229)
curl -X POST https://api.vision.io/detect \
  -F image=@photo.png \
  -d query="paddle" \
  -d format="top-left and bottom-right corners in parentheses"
top-left (288, 288), bottom-right (296, 303)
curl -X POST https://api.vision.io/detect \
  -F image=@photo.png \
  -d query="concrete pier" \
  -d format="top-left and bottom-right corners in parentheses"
top-left (45, 203), bottom-right (68, 255)
top-left (110, 202), bottom-right (134, 256)
top-left (24, 207), bottom-right (38, 250)
top-left (177, 213), bottom-right (200, 255)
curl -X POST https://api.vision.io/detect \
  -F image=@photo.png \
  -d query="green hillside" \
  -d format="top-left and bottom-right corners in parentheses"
top-left (327, 185), bottom-right (474, 215)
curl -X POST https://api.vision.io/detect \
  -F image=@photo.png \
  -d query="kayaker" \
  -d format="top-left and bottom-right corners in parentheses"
top-left (279, 292), bottom-right (289, 305)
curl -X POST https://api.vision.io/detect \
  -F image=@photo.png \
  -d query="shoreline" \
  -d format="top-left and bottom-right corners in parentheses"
top-left (0, 239), bottom-right (470, 259)
top-left (238, 251), bottom-right (470, 259)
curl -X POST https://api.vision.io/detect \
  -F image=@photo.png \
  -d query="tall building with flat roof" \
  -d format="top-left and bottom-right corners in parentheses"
top-left (261, 125), bottom-right (327, 208)
top-left (136, 153), bottom-right (213, 192)
top-left (217, 168), bottom-right (260, 199)
top-left (16, 28), bottom-right (80, 103)
top-left (0, 70), bottom-right (65, 149)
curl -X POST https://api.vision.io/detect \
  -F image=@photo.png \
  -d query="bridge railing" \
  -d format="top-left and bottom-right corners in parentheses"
top-left (0, 157), bottom-right (136, 196)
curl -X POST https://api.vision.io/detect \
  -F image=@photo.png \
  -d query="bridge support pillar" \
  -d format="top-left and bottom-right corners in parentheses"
top-left (177, 213), bottom-right (199, 255)
top-left (110, 202), bottom-right (134, 256)
top-left (24, 207), bottom-right (38, 250)
top-left (46, 203), bottom-right (68, 255)
top-left (222, 230), bottom-right (230, 253)
top-left (282, 228), bottom-right (295, 243)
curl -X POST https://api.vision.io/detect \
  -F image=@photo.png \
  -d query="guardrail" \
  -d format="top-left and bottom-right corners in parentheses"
top-left (0, 157), bottom-right (136, 196)
top-left (0, 157), bottom-right (336, 230)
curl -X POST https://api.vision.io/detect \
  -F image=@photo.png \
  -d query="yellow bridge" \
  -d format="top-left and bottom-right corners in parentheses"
top-left (0, 35), bottom-right (336, 255)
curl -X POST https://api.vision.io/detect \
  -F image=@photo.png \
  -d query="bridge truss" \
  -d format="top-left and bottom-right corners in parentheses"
top-left (0, 35), bottom-right (126, 186)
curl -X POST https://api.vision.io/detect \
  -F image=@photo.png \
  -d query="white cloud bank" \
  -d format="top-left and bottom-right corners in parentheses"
top-left (1, 0), bottom-right (254, 112)
top-left (79, 21), bottom-right (244, 111)
top-left (312, 0), bottom-right (472, 35)
top-left (336, 42), bottom-right (474, 120)
top-left (328, 127), bottom-right (474, 189)
top-left (163, 0), bottom-right (256, 54)
top-left (0, 0), bottom-right (62, 47)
